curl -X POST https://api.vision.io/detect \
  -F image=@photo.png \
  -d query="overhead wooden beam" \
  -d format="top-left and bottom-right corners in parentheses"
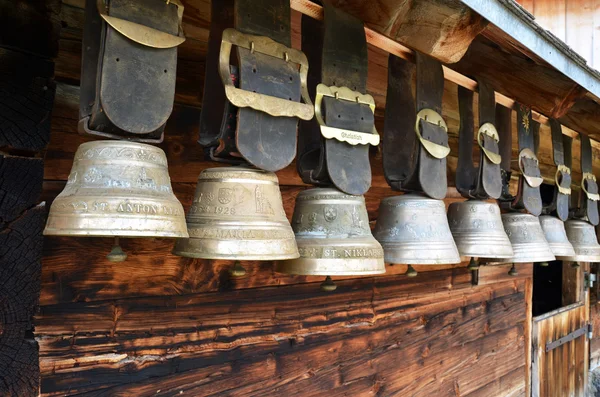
top-left (290, 0), bottom-right (600, 147)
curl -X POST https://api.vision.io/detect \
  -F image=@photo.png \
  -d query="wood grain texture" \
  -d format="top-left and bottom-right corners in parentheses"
top-left (37, 274), bottom-right (528, 396)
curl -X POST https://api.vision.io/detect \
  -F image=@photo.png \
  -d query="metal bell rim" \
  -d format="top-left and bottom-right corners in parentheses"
top-left (539, 215), bottom-right (576, 259)
top-left (563, 219), bottom-right (600, 262)
top-left (276, 258), bottom-right (386, 276)
top-left (379, 241), bottom-right (461, 265)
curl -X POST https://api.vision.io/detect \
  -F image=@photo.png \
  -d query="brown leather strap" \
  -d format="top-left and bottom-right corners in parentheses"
top-left (496, 104), bottom-right (514, 203)
top-left (383, 52), bottom-right (448, 200)
top-left (79, 0), bottom-right (180, 143)
top-left (297, 2), bottom-right (372, 195)
top-left (576, 134), bottom-right (599, 225)
top-left (542, 119), bottom-right (571, 220)
top-left (511, 104), bottom-right (542, 216)
top-left (233, 0), bottom-right (301, 171)
top-left (456, 79), bottom-right (502, 199)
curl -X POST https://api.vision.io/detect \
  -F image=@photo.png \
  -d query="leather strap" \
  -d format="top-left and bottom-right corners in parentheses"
top-left (541, 119), bottom-right (571, 220)
top-left (383, 53), bottom-right (449, 200)
top-left (496, 104), bottom-right (514, 202)
top-left (233, 0), bottom-right (301, 171)
top-left (576, 134), bottom-right (599, 225)
top-left (79, 0), bottom-right (181, 143)
top-left (511, 104), bottom-right (542, 216)
top-left (456, 80), bottom-right (502, 199)
top-left (197, 0), bottom-right (242, 163)
top-left (297, 2), bottom-right (372, 195)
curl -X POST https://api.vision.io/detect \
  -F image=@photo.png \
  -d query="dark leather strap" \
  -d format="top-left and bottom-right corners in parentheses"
top-left (297, 2), bottom-right (372, 195)
top-left (576, 134), bottom-right (599, 225)
top-left (79, 0), bottom-right (181, 143)
top-left (233, 0), bottom-right (301, 171)
top-left (456, 80), bottom-right (502, 199)
top-left (496, 104), bottom-right (514, 202)
top-left (542, 119), bottom-right (571, 220)
top-left (197, 0), bottom-right (242, 163)
top-left (383, 53), bottom-right (448, 200)
top-left (511, 104), bottom-right (542, 216)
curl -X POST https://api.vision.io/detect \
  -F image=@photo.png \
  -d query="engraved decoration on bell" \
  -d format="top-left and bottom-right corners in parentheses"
top-left (218, 188), bottom-right (233, 204)
top-left (324, 206), bottom-right (337, 222)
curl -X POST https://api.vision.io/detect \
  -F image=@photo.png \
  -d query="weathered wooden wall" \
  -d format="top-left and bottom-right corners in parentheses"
top-left (516, 0), bottom-right (600, 70)
top-left (33, 0), bottom-right (600, 395)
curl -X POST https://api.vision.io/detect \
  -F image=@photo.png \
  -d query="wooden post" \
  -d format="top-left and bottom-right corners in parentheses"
top-left (0, 0), bottom-right (60, 394)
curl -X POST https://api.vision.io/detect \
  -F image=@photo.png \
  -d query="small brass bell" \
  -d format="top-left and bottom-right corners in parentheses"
top-left (482, 213), bottom-right (555, 264)
top-left (539, 215), bottom-right (576, 260)
top-left (173, 167), bottom-right (298, 260)
top-left (563, 219), bottom-right (600, 262)
top-left (373, 194), bottom-right (461, 265)
top-left (44, 141), bottom-right (189, 259)
top-left (447, 200), bottom-right (513, 259)
top-left (276, 188), bottom-right (385, 276)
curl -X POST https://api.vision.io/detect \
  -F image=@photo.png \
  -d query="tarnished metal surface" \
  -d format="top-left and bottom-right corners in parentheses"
top-left (44, 141), bottom-right (188, 238)
top-left (483, 213), bottom-right (555, 264)
top-left (98, 0), bottom-right (185, 48)
top-left (219, 28), bottom-right (313, 120)
top-left (563, 219), bottom-right (600, 262)
top-left (373, 194), bottom-right (460, 265)
top-left (173, 167), bottom-right (298, 260)
top-left (447, 200), bottom-right (513, 259)
top-left (276, 188), bottom-right (385, 276)
top-left (539, 215), bottom-right (576, 259)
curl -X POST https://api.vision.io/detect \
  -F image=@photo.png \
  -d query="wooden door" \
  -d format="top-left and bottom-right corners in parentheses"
top-left (531, 302), bottom-right (589, 396)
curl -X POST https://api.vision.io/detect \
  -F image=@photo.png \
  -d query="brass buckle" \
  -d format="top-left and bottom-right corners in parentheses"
top-left (219, 29), bottom-right (313, 121)
top-left (314, 84), bottom-right (379, 146)
top-left (555, 165), bottom-right (571, 195)
top-left (477, 123), bottom-right (501, 165)
top-left (518, 148), bottom-right (543, 188)
top-left (97, 0), bottom-right (186, 48)
top-left (414, 109), bottom-right (450, 159)
top-left (582, 172), bottom-right (600, 201)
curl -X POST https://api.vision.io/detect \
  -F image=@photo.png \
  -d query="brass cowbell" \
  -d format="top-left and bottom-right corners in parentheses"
top-left (374, 194), bottom-right (461, 265)
top-left (482, 213), bottom-right (555, 264)
top-left (173, 167), bottom-right (298, 260)
top-left (563, 219), bottom-right (600, 262)
top-left (539, 215), bottom-right (576, 260)
top-left (447, 200), bottom-right (513, 260)
top-left (44, 141), bottom-right (189, 259)
top-left (276, 188), bottom-right (385, 280)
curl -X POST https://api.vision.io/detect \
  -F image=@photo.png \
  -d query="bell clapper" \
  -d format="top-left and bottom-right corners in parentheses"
top-left (321, 276), bottom-right (337, 292)
top-left (229, 261), bottom-right (247, 278)
top-left (539, 262), bottom-right (549, 267)
top-left (467, 257), bottom-right (479, 271)
top-left (107, 237), bottom-right (127, 262)
top-left (405, 265), bottom-right (418, 277)
top-left (571, 262), bottom-right (580, 269)
top-left (508, 264), bottom-right (518, 276)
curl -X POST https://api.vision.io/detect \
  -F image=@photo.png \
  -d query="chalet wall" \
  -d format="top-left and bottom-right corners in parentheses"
top-left (516, 0), bottom-right (600, 70)
top-left (34, 0), bottom-right (599, 395)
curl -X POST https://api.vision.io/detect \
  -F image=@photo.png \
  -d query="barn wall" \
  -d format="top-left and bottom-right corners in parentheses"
top-left (35, 0), bottom-right (599, 395)
top-left (515, 0), bottom-right (600, 70)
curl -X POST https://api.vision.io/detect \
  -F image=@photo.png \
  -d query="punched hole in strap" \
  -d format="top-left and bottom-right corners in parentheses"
top-left (218, 28), bottom-right (313, 120)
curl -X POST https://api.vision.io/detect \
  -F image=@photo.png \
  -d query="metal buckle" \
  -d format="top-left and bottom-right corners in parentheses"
top-left (97, 0), bottom-right (186, 48)
top-left (582, 172), bottom-right (600, 201)
top-left (477, 123), bottom-right (501, 165)
top-left (414, 109), bottom-right (450, 159)
top-left (314, 84), bottom-right (379, 146)
top-left (219, 28), bottom-right (313, 121)
top-left (518, 148), bottom-right (543, 188)
top-left (555, 164), bottom-right (571, 195)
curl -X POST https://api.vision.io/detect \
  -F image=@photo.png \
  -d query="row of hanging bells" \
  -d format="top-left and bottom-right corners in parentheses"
top-left (44, 0), bottom-right (600, 289)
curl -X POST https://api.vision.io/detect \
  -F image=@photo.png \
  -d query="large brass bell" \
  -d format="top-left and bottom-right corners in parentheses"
top-left (173, 167), bottom-right (298, 260)
top-left (276, 188), bottom-right (385, 279)
top-left (44, 141), bottom-right (189, 259)
top-left (539, 215), bottom-right (576, 259)
top-left (373, 194), bottom-right (461, 265)
top-left (563, 219), bottom-right (600, 262)
top-left (483, 213), bottom-right (555, 264)
top-left (447, 200), bottom-right (513, 260)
